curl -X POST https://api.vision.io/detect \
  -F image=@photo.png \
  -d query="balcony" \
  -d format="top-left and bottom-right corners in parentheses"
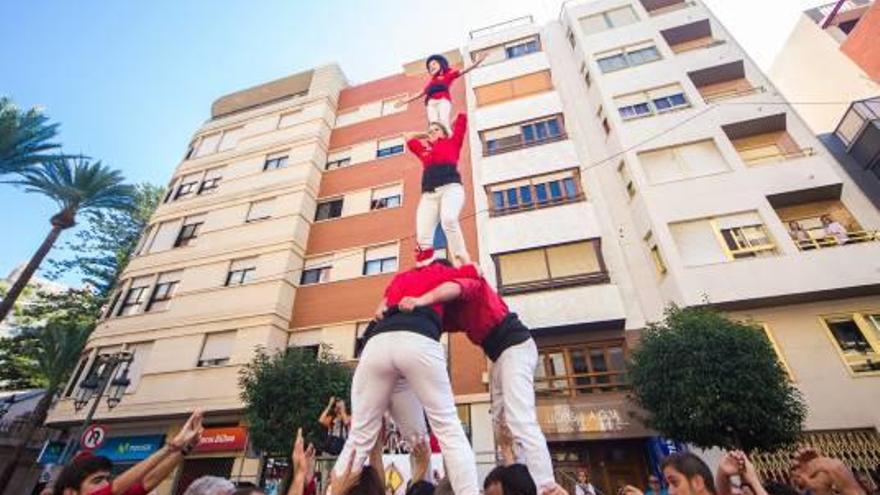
top-left (535, 341), bottom-right (629, 397)
top-left (722, 114), bottom-right (814, 166)
top-left (687, 60), bottom-right (766, 103)
top-left (660, 19), bottom-right (725, 54)
top-left (639, 0), bottom-right (695, 16)
top-left (769, 188), bottom-right (880, 251)
top-left (469, 15), bottom-right (534, 40)
top-left (480, 114), bottom-right (567, 156)
top-left (835, 98), bottom-right (880, 172)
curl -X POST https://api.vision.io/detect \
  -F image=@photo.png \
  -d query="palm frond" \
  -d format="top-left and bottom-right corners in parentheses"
top-left (0, 97), bottom-right (63, 174)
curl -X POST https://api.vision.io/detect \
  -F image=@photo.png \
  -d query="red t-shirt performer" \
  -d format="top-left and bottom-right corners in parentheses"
top-left (397, 53), bottom-right (486, 131)
top-left (332, 260), bottom-right (483, 495)
top-left (404, 113), bottom-right (472, 267)
top-left (396, 274), bottom-right (561, 493)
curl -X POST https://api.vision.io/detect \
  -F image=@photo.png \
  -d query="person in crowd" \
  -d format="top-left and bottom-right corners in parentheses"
top-left (714, 451), bottom-right (768, 495)
top-left (183, 476), bottom-right (236, 495)
top-left (575, 469), bottom-right (603, 495)
top-left (787, 221), bottom-right (810, 246)
top-left (289, 428), bottom-right (317, 495)
top-left (395, 268), bottom-right (558, 493)
top-left (404, 113), bottom-right (471, 267)
top-left (789, 447), bottom-right (865, 495)
top-left (319, 396), bottom-right (351, 455)
top-left (332, 259), bottom-right (482, 495)
top-left (52, 409), bottom-right (204, 495)
top-left (406, 439), bottom-right (436, 495)
top-left (646, 475), bottom-right (668, 495)
top-left (327, 428), bottom-right (387, 495)
top-left (396, 53), bottom-right (486, 130)
top-left (623, 453), bottom-right (716, 495)
top-left (821, 215), bottom-right (849, 245)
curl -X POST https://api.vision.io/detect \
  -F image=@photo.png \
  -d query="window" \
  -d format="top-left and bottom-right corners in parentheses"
top-left (567, 29), bottom-right (576, 49)
top-left (104, 289), bottom-right (123, 318)
top-left (617, 161), bottom-right (636, 199)
top-left (377, 137), bottom-right (405, 158)
top-left (173, 172), bottom-right (202, 200)
top-left (193, 133), bottom-right (221, 158)
top-left (264, 152), bottom-right (290, 171)
top-left (198, 331), bottom-right (236, 367)
top-left (191, 127), bottom-right (241, 158)
top-left (661, 19), bottom-right (722, 54)
top-left (278, 110), bottom-right (301, 128)
top-left (325, 149), bottom-right (352, 170)
top-left (644, 231), bottom-right (667, 276)
top-left (146, 271), bottom-right (181, 312)
top-left (117, 276), bottom-right (153, 316)
top-left (381, 97), bottom-right (405, 116)
top-left (494, 240), bottom-right (607, 295)
top-left (670, 212), bottom-right (776, 266)
top-left (300, 255), bottom-right (333, 285)
top-left (370, 184), bottom-right (402, 210)
top-left (198, 168), bottom-right (223, 194)
top-left (363, 244), bottom-right (398, 275)
top-left (174, 214), bottom-right (206, 248)
top-left (226, 258), bottom-right (257, 286)
top-left (474, 70), bottom-right (553, 107)
top-left (64, 356), bottom-right (90, 397)
top-left (598, 106), bottom-right (611, 136)
top-left (146, 220), bottom-right (182, 254)
top-left (480, 114), bottom-right (565, 155)
top-left (596, 42), bottom-right (661, 73)
top-left (583, 68), bottom-right (592, 88)
top-left (488, 169), bottom-right (583, 215)
top-left (472, 36), bottom-right (542, 65)
top-left (123, 342), bottom-right (153, 392)
top-left (638, 139), bottom-right (730, 184)
top-left (217, 127), bottom-right (242, 152)
top-left (246, 198), bottom-right (275, 222)
top-left (579, 6), bottom-right (639, 35)
top-left (315, 198), bottom-right (344, 221)
top-left (616, 84), bottom-right (689, 120)
top-left (535, 341), bottom-right (628, 396)
top-left (823, 314), bottom-right (880, 374)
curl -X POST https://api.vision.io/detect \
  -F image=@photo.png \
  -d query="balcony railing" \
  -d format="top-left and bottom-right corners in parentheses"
top-left (469, 15), bottom-right (534, 40)
top-left (793, 230), bottom-right (879, 250)
top-left (739, 146), bottom-right (815, 165)
top-left (491, 192), bottom-right (586, 217)
top-left (671, 37), bottom-right (726, 54)
top-left (535, 369), bottom-right (629, 396)
top-left (499, 271), bottom-right (609, 296)
top-left (484, 133), bottom-right (568, 157)
top-left (702, 85), bottom-right (766, 104)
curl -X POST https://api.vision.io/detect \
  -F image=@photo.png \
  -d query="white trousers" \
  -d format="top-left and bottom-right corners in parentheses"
top-left (426, 98), bottom-right (452, 132)
top-left (490, 339), bottom-right (556, 490)
top-left (390, 339), bottom-right (556, 490)
top-left (416, 183), bottom-right (467, 262)
top-left (333, 332), bottom-right (479, 495)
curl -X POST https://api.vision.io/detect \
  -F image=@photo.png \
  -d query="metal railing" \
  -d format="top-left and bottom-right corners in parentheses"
top-left (645, 0), bottom-right (696, 16)
top-left (535, 369), bottom-right (630, 396)
top-left (484, 133), bottom-right (568, 156)
top-left (701, 85), bottom-right (766, 104)
top-left (739, 146), bottom-right (815, 165)
top-left (793, 230), bottom-right (879, 250)
top-left (469, 15), bottom-right (534, 40)
top-left (490, 193), bottom-right (586, 217)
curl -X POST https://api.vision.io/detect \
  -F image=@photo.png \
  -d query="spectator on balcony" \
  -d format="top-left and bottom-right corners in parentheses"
top-left (787, 221), bottom-right (810, 246)
top-left (821, 215), bottom-right (849, 245)
top-left (575, 468), bottom-right (603, 495)
top-left (319, 396), bottom-right (350, 456)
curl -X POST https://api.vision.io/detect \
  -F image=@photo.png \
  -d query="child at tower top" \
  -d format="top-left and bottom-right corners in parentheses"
top-left (397, 52), bottom-right (487, 132)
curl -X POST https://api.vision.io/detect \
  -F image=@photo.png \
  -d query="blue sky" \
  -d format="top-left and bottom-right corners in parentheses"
top-left (0, 0), bottom-right (825, 286)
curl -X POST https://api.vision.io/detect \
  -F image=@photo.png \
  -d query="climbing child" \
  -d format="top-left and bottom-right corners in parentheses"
top-left (405, 113), bottom-right (471, 266)
top-left (397, 52), bottom-right (487, 131)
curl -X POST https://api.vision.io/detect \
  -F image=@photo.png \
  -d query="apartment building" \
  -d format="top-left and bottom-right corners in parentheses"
top-left (549, 0), bottom-right (880, 483)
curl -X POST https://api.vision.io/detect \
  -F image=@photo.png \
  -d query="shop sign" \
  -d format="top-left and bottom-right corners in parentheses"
top-left (94, 435), bottom-right (165, 463)
top-left (536, 398), bottom-right (652, 440)
top-left (193, 426), bottom-right (248, 453)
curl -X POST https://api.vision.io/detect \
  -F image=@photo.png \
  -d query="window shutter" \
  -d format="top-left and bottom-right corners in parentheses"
top-left (195, 133), bottom-right (221, 157)
top-left (546, 242), bottom-right (601, 278)
top-left (371, 184), bottom-right (402, 200)
top-left (365, 243), bottom-right (398, 261)
top-left (247, 198), bottom-right (275, 221)
top-left (149, 220), bottom-right (183, 253)
top-left (218, 127), bottom-right (242, 151)
top-left (278, 111), bottom-right (301, 128)
top-left (498, 250), bottom-right (549, 285)
top-left (606, 6), bottom-right (638, 27)
top-left (377, 136), bottom-right (404, 149)
top-left (200, 332), bottom-right (236, 362)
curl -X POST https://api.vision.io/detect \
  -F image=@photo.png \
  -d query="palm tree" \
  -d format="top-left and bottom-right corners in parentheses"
top-left (0, 97), bottom-right (62, 175)
top-left (0, 289), bottom-right (97, 492)
top-left (0, 156), bottom-right (135, 323)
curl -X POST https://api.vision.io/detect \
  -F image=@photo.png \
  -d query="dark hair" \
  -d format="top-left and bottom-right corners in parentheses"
top-left (338, 465), bottom-right (385, 495)
top-left (762, 482), bottom-right (800, 495)
top-left (425, 54), bottom-right (450, 73)
top-left (53, 455), bottom-right (113, 495)
top-left (234, 488), bottom-right (265, 495)
top-left (661, 453), bottom-right (716, 495)
top-left (431, 258), bottom-right (453, 268)
top-left (484, 465), bottom-right (537, 495)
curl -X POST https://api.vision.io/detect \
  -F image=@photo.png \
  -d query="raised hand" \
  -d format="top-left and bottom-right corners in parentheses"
top-left (330, 455), bottom-right (363, 495)
top-left (410, 437), bottom-right (431, 483)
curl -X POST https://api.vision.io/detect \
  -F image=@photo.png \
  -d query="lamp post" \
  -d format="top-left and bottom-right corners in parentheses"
top-left (58, 350), bottom-right (134, 464)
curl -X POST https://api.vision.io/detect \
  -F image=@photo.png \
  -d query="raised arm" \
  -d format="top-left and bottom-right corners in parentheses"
top-left (318, 397), bottom-right (336, 428)
top-left (398, 90), bottom-right (427, 106)
top-left (450, 113), bottom-right (468, 150)
top-left (460, 53), bottom-right (488, 76)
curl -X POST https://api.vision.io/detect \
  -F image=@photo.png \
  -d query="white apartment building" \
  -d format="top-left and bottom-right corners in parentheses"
top-left (463, 0), bottom-right (880, 487)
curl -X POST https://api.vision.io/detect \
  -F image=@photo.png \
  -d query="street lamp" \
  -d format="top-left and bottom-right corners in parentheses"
top-left (58, 351), bottom-right (134, 463)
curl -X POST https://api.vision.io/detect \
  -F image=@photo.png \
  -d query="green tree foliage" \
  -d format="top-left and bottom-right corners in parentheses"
top-left (0, 97), bottom-right (62, 175)
top-left (240, 346), bottom-right (353, 454)
top-left (629, 305), bottom-right (807, 452)
top-left (48, 183), bottom-right (164, 296)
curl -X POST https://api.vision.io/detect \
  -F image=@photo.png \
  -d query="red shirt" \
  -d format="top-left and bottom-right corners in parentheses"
top-left (443, 277), bottom-right (509, 345)
top-left (406, 114), bottom-right (467, 168)
top-left (424, 68), bottom-right (461, 102)
top-left (91, 481), bottom-right (148, 495)
top-left (384, 263), bottom-right (479, 320)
